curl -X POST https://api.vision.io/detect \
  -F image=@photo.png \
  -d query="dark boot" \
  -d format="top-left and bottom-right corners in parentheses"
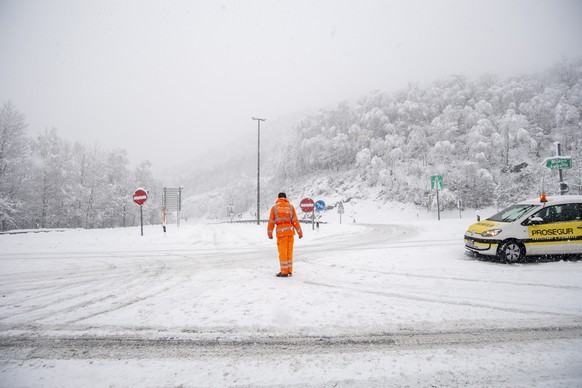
top-left (276, 272), bottom-right (288, 277)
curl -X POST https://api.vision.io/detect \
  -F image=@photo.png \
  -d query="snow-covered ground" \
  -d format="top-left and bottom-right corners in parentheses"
top-left (1, 208), bottom-right (581, 387)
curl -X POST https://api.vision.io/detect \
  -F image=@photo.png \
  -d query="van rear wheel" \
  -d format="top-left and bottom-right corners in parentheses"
top-left (498, 240), bottom-right (525, 263)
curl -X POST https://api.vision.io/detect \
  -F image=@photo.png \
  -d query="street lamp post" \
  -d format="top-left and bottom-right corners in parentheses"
top-left (252, 117), bottom-right (266, 225)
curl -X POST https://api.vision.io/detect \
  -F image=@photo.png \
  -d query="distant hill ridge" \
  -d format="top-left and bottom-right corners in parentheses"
top-left (181, 59), bottom-right (582, 220)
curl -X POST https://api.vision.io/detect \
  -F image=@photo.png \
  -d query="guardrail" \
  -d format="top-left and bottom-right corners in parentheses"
top-left (225, 219), bottom-right (325, 225)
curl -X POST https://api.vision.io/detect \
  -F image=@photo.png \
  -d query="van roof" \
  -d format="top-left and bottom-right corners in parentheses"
top-left (520, 195), bottom-right (582, 205)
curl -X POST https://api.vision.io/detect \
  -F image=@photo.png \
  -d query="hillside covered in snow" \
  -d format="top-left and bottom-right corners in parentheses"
top-left (180, 59), bottom-right (582, 220)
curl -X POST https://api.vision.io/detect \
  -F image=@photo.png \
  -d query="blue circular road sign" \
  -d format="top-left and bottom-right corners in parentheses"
top-left (315, 200), bottom-right (326, 211)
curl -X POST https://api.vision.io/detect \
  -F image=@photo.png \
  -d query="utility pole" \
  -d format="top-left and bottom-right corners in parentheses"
top-left (252, 117), bottom-right (266, 225)
top-left (555, 141), bottom-right (568, 195)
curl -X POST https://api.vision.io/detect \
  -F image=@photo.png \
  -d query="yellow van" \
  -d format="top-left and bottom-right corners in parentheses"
top-left (464, 195), bottom-right (582, 262)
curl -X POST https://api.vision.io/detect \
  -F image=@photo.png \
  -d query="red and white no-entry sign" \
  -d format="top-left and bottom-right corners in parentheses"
top-left (300, 197), bottom-right (314, 213)
top-left (133, 189), bottom-right (148, 206)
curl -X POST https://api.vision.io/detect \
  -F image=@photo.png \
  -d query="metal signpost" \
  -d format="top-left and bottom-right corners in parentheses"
top-left (227, 203), bottom-right (235, 223)
top-left (315, 200), bottom-right (326, 231)
top-left (133, 188), bottom-right (148, 236)
top-left (162, 186), bottom-right (183, 233)
top-left (300, 198), bottom-right (315, 229)
top-left (458, 199), bottom-right (463, 219)
top-left (543, 142), bottom-right (572, 195)
top-left (337, 201), bottom-right (344, 224)
top-left (431, 175), bottom-right (443, 221)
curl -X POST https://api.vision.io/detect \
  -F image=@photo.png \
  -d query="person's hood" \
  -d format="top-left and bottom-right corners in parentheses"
top-left (276, 197), bottom-right (290, 206)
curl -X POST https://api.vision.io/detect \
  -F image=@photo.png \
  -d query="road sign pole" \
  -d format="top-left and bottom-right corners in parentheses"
top-left (177, 186), bottom-right (182, 227)
top-left (542, 151), bottom-right (572, 194)
top-left (431, 176), bottom-right (442, 220)
top-left (162, 206), bottom-right (167, 234)
top-left (133, 188), bottom-right (148, 236)
top-left (437, 189), bottom-right (441, 221)
top-left (555, 142), bottom-right (565, 195)
top-left (312, 209), bottom-right (315, 230)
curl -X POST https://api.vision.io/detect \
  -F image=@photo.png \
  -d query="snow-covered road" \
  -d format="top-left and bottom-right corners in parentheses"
top-left (1, 219), bottom-right (581, 387)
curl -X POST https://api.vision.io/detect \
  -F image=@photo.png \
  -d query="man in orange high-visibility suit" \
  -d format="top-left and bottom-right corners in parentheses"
top-left (267, 192), bottom-right (303, 278)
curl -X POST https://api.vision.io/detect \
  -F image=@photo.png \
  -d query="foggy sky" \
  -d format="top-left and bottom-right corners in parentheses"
top-left (1, 0), bottom-right (581, 172)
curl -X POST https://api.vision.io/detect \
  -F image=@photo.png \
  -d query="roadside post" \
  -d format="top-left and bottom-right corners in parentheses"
top-left (337, 201), bottom-right (344, 224)
top-left (431, 175), bottom-right (443, 221)
top-left (542, 142), bottom-right (572, 195)
top-left (300, 198), bottom-right (315, 230)
top-left (315, 200), bottom-right (326, 231)
top-left (227, 203), bottom-right (235, 223)
top-left (162, 207), bottom-right (166, 233)
top-left (133, 188), bottom-right (148, 236)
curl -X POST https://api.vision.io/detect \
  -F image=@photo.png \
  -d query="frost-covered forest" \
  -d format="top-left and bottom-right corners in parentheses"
top-left (2, 59), bottom-right (582, 229)
top-left (0, 103), bottom-right (162, 231)
top-left (179, 60), bottom-right (582, 220)
top-left (275, 59), bottom-right (582, 211)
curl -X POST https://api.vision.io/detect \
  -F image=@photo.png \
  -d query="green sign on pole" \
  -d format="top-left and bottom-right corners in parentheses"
top-left (431, 175), bottom-right (443, 190)
top-left (544, 157), bottom-right (572, 169)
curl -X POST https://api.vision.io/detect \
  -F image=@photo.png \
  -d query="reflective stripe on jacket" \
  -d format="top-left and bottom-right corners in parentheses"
top-left (267, 198), bottom-right (303, 239)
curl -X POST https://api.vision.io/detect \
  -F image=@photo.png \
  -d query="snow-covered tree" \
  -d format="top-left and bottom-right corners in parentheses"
top-left (0, 102), bottom-right (29, 230)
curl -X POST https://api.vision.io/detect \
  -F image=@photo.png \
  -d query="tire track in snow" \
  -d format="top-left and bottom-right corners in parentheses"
top-left (61, 259), bottom-right (176, 325)
top-left (0, 258), bottom-right (173, 325)
top-left (304, 261), bottom-right (582, 291)
top-left (301, 279), bottom-right (580, 318)
top-left (0, 246), bottom-right (269, 325)
top-left (1, 325), bottom-right (580, 360)
top-left (0, 257), bottom-right (138, 301)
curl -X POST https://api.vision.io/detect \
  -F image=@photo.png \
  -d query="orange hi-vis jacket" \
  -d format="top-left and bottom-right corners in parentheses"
top-left (267, 198), bottom-right (303, 239)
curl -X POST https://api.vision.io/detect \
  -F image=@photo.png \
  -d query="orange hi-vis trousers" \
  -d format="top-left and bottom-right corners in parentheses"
top-left (277, 235), bottom-right (294, 275)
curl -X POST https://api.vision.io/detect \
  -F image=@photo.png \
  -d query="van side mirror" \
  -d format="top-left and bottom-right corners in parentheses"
top-left (527, 216), bottom-right (544, 225)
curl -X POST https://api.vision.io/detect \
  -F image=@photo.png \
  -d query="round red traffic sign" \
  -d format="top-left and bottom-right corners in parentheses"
top-left (133, 189), bottom-right (148, 206)
top-left (300, 197), bottom-right (314, 212)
